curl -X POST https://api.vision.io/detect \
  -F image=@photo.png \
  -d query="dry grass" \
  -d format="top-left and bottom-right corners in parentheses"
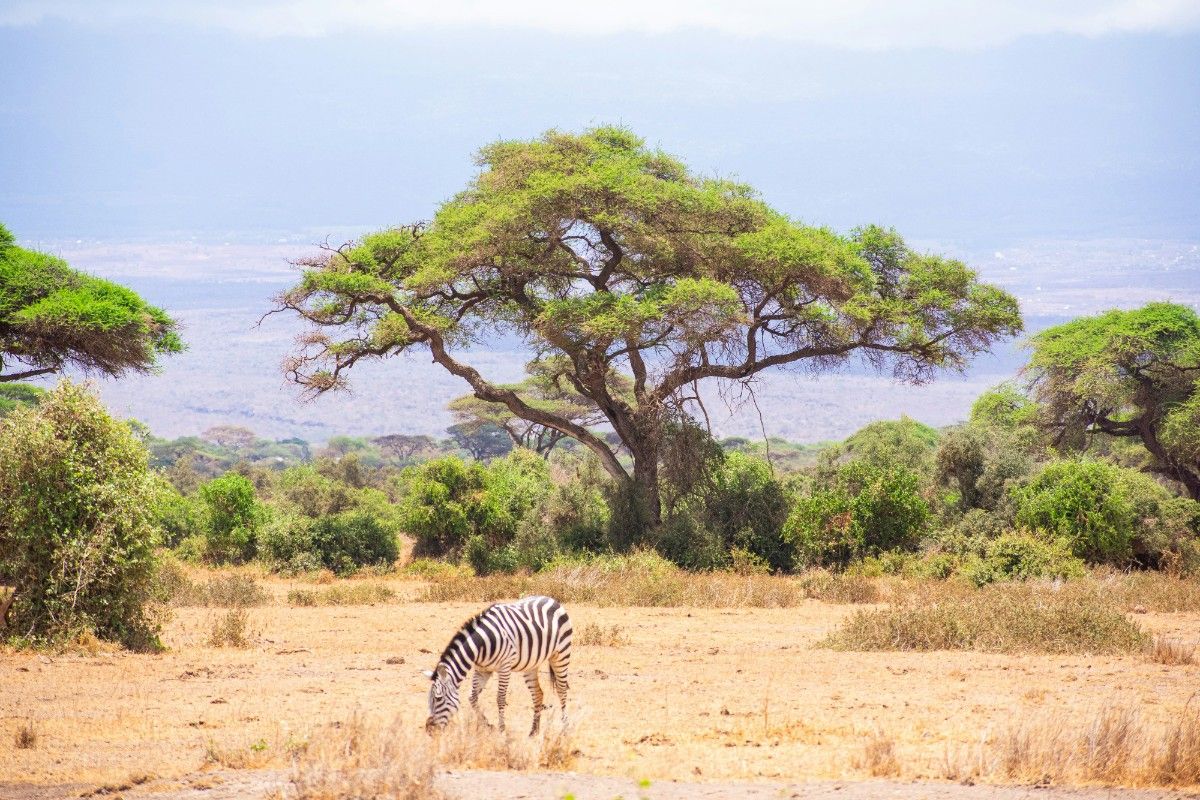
top-left (287, 583), bottom-right (397, 606)
top-left (207, 608), bottom-right (253, 648)
top-left (576, 622), bottom-right (631, 647)
top-left (166, 567), bottom-right (271, 608)
top-left (418, 557), bottom-right (875, 608)
top-left (272, 710), bottom-right (578, 800)
top-left (1104, 571), bottom-right (1200, 613)
top-left (991, 701), bottom-right (1200, 786)
top-left (1147, 636), bottom-right (1196, 665)
top-left (854, 731), bottom-right (900, 777)
top-left (825, 581), bottom-right (1149, 654)
top-left (14, 719), bottom-right (37, 749)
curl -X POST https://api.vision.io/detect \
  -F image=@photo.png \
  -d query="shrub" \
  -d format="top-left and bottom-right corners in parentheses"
top-left (959, 531), bottom-right (1087, 586)
top-left (935, 424), bottom-right (1032, 513)
top-left (786, 460), bottom-right (928, 570)
top-left (259, 511), bottom-right (398, 576)
top-left (399, 451), bottom-right (550, 560)
top-left (198, 472), bottom-right (266, 564)
top-left (154, 482), bottom-right (206, 548)
top-left (704, 452), bottom-right (793, 571)
top-left (464, 534), bottom-right (519, 576)
top-left (0, 382), bottom-right (165, 649)
top-left (287, 583), bottom-right (396, 606)
top-left (817, 417), bottom-right (940, 480)
top-left (207, 608), bottom-right (252, 647)
top-left (1013, 459), bottom-right (1144, 565)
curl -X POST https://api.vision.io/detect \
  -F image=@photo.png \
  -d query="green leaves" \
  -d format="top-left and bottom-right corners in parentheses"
top-left (0, 225), bottom-right (182, 381)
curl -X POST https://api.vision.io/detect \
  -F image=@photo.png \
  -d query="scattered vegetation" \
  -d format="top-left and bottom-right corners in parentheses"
top-left (825, 581), bottom-right (1149, 654)
top-left (207, 609), bottom-right (253, 648)
top-left (287, 583), bottom-right (397, 606)
top-left (1147, 636), bottom-right (1196, 666)
top-left (576, 622), bottom-right (631, 647)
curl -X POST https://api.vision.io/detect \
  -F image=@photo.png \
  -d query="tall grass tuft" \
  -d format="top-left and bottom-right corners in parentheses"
top-left (287, 583), bottom-right (396, 607)
top-left (825, 581), bottom-right (1148, 654)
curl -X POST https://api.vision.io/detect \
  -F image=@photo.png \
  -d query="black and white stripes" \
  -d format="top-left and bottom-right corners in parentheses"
top-left (424, 595), bottom-right (572, 736)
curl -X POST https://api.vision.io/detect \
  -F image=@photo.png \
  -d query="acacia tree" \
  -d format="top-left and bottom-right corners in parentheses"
top-left (1027, 302), bottom-right (1200, 499)
top-left (0, 223), bottom-right (182, 382)
top-left (277, 127), bottom-right (1021, 528)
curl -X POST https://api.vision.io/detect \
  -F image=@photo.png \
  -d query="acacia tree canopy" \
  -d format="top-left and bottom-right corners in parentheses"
top-left (278, 127), bottom-right (1022, 526)
top-left (1027, 302), bottom-right (1200, 499)
top-left (0, 223), bottom-right (182, 382)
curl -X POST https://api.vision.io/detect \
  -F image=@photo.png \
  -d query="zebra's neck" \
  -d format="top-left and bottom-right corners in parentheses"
top-left (437, 617), bottom-right (484, 684)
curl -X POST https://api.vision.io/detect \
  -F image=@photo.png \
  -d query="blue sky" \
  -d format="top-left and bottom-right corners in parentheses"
top-left (1, 2), bottom-right (1198, 246)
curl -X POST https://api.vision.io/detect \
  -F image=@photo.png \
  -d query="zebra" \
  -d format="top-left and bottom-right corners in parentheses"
top-left (423, 595), bottom-right (572, 736)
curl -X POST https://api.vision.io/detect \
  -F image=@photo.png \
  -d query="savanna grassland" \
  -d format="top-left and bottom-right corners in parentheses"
top-left (3, 567), bottom-right (1199, 800)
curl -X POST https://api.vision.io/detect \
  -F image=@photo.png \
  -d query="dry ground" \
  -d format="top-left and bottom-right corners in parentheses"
top-left (2, 575), bottom-right (1199, 798)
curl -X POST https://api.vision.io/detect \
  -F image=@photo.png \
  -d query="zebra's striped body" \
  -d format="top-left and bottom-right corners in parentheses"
top-left (424, 595), bottom-right (572, 736)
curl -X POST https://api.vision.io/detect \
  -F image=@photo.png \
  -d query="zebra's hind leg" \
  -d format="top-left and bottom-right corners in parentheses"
top-left (469, 670), bottom-right (492, 727)
top-left (523, 670), bottom-right (544, 736)
top-left (495, 669), bottom-right (510, 733)
top-left (549, 657), bottom-right (569, 726)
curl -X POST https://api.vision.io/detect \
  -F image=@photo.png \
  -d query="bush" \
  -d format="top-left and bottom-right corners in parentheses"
top-left (259, 511), bottom-right (398, 576)
top-left (816, 417), bottom-right (940, 480)
top-left (786, 460), bottom-right (929, 570)
top-left (656, 509), bottom-right (729, 571)
top-left (464, 534), bottom-right (519, 576)
top-left (935, 424), bottom-right (1032, 514)
top-left (1113, 469), bottom-right (1200, 571)
top-left (705, 452), bottom-right (793, 571)
top-left (198, 472), bottom-right (266, 564)
top-left (1013, 459), bottom-right (1140, 564)
top-left (399, 450), bottom-right (550, 560)
top-left (154, 482), bottom-right (206, 548)
top-left (959, 531), bottom-right (1087, 586)
top-left (0, 382), bottom-right (164, 649)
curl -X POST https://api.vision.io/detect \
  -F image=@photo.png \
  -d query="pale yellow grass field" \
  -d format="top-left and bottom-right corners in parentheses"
top-left (2, 576), bottom-right (1198, 790)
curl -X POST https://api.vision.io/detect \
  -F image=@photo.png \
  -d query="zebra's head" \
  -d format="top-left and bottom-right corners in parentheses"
top-left (423, 662), bottom-right (459, 733)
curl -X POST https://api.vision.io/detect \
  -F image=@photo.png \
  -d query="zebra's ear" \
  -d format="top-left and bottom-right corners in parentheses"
top-left (435, 663), bottom-right (449, 680)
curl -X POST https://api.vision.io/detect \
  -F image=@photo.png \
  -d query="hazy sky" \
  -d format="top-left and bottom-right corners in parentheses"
top-left (2, 1), bottom-right (1198, 246)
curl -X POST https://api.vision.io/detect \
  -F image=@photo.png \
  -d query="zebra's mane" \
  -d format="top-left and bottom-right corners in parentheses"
top-left (437, 602), bottom-right (499, 667)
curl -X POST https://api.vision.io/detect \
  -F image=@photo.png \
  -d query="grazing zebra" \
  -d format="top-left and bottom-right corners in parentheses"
top-left (424, 595), bottom-right (572, 736)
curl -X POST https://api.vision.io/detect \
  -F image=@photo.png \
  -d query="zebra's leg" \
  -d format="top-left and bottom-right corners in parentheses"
top-left (524, 670), bottom-right (544, 737)
top-left (495, 669), bottom-right (510, 733)
top-left (549, 656), bottom-right (570, 725)
top-left (469, 670), bottom-right (492, 725)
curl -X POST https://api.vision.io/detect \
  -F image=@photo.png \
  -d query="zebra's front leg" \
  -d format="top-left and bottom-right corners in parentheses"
top-left (523, 670), bottom-right (544, 737)
top-left (470, 670), bottom-right (492, 727)
top-left (495, 669), bottom-right (510, 733)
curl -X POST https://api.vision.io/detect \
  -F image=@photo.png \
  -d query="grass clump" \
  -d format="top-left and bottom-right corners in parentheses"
top-left (207, 608), bottom-right (252, 648)
top-left (161, 561), bottom-right (269, 608)
top-left (274, 710), bottom-right (578, 800)
top-left (994, 702), bottom-right (1200, 786)
top-left (825, 581), bottom-right (1148, 654)
top-left (1148, 636), bottom-right (1196, 666)
top-left (286, 583), bottom-right (396, 606)
top-left (854, 731), bottom-right (899, 777)
top-left (14, 720), bottom-right (37, 749)
top-left (576, 622), bottom-right (630, 647)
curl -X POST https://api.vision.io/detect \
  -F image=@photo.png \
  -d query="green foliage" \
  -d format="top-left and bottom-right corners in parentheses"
top-left (786, 460), bottom-right (929, 570)
top-left (959, 532), bottom-right (1087, 586)
top-left (398, 449), bottom-right (551, 560)
top-left (0, 224), bottom-right (181, 382)
top-left (1028, 302), bottom-right (1200, 499)
top-left (702, 452), bottom-right (794, 571)
top-left (198, 473), bottom-right (266, 564)
top-left (154, 481), bottom-right (206, 548)
top-left (0, 382), bottom-right (164, 649)
top-left (935, 423), bottom-right (1033, 513)
top-left (1012, 459), bottom-right (1137, 564)
top-left (818, 417), bottom-right (940, 479)
top-left (0, 382), bottom-right (45, 416)
top-left (259, 511), bottom-right (398, 576)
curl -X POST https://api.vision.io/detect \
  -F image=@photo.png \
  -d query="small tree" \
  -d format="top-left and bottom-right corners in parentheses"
top-left (372, 433), bottom-right (435, 462)
top-left (277, 127), bottom-right (1021, 535)
top-left (0, 382), bottom-right (45, 416)
top-left (0, 382), bottom-right (164, 648)
top-left (1027, 302), bottom-right (1200, 499)
top-left (446, 420), bottom-right (513, 460)
top-left (0, 223), bottom-right (181, 382)
top-left (198, 472), bottom-right (265, 563)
